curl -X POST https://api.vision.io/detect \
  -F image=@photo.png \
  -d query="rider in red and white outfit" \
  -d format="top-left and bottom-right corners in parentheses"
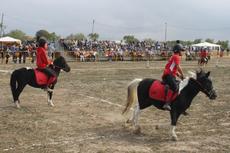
top-left (162, 40), bottom-right (185, 111)
top-left (36, 37), bottom-right (56, 90)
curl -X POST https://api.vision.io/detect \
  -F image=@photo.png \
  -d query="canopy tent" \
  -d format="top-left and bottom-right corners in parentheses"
top-left (0, 36), bottom-right (21, 45)
top-left (191, 42), bottom-right (221, 51)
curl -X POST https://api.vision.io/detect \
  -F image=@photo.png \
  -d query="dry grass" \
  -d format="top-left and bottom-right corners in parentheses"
top-left (0, 57), bottom-right (230, 153)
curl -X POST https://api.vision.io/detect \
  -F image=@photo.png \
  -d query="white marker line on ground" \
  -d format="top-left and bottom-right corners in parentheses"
top-left (70, 65), bottom-right (224, 71)
top-left (0, 69), bottom-right (12, 74)
top-left (77, 93), bottom-right (124, 108)
top-left (3, 135), bottom-right (108, 151)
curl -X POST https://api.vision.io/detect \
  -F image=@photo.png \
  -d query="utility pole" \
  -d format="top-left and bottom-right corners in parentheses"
top-left (164, 22), bottom-right (167, 42)
top-left (0, 13), bottom-right (4, 37)
top-left (91, 19), bottom-right (95, 34)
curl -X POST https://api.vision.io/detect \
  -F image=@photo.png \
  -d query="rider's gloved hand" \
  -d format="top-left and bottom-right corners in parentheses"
top-left (180, 75), bottom-right (185, 80)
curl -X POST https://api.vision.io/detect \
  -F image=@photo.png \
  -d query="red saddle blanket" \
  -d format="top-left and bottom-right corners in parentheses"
top-left (149, 80), bottom-right (178, 102)
top-left (34, 69), bottom-right (56, 86)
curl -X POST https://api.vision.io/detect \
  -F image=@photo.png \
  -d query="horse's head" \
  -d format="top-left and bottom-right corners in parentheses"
top-left (196, 69), bottom-right (217, 100)
top-left (53, 56), bottom-right (71, 72)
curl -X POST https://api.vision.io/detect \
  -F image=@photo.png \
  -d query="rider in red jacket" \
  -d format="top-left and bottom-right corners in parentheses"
top-left (162, 40), bottom-right (185, 111)
top-left (36, 37), bottom-right (56, 90)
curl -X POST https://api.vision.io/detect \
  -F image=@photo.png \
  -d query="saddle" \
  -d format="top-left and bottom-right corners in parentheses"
top-left (34, 69), bottom-right (56, 86)
top-left (149, 80), bottom-right (178, 102)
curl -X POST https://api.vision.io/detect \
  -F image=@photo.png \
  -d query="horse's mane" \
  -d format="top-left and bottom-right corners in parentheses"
top-left (179, 71), bottom-right (197, 93)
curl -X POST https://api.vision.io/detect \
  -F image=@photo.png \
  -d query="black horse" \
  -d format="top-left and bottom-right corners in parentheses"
top-left (10, 55), bottom-right (71, 108)
top-left (122, 70), bottom-right (217, 141)
top-left (198, 57), bottom-right (209, 66)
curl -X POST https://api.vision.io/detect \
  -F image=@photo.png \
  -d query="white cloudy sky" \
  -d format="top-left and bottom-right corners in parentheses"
top-left (1, 0), bottom-right (230, 41)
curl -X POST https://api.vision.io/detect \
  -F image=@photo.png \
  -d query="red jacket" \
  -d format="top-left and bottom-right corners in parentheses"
top-left (162, 53), bottom-right (181, 78)
top-left (36, 47), bottom-right (50, 69)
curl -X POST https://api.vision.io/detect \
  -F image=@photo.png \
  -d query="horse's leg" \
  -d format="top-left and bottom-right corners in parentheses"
top-left (132, 103), bottom-right (141, 134)
top-left (14, 84), bottom-right (26, 108)
top-left (170, 111), bottom-right (180, 141)
top-left (47, 84), bottom-right (55, 107)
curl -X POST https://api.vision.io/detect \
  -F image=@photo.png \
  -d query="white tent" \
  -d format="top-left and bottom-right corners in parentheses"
top-left (0, 36), bottom-right (21, 45)
top-left (191, 42), bottom-right (220, 51)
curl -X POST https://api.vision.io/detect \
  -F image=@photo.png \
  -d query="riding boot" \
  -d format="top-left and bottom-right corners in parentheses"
top-left (42, 77), bottom-right (54, 92)
top-left (163, 85), bottom-right (171, 111)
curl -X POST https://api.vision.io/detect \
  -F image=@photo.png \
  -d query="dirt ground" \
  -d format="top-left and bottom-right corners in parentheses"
top-left (0, 57), bottom-right (230, 153)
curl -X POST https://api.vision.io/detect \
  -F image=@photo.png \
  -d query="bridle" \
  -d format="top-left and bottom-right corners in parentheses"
top-left (190, 78), bottom-right (215, 98)
top-left (52, 64), bottom-right (64, 70)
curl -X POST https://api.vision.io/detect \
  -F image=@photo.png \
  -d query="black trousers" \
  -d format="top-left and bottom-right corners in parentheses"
top-left (37, 67), bottom-right (56, 78)
top-left (162, 74), bottom-right (178, 92)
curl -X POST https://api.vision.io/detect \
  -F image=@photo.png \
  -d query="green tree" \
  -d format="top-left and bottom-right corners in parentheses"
top-left (205, 38), bottom-right (214, 43)
top-left (216, 40), bottom-right (229, 49)
top-left (35, 29), bottom-right (50, 41)
top-left (193, 39), bottom-right (202, 44)
top-left (49, 32), bottom-right (60, 42)
top-left (88, 33), bottom-right (99, 41)
top-left (183, 40), bottom-right (193, 46)
top-left (123, 35), bottom-right (139, 44)
top-left (143, 38), bottom-right (155, 45)
top-left (66, 33), bottom-right (86, 41)
top-left (35, 30), bottom-right (60, 42)
top-left (6, 29), bottom-right (27, 41)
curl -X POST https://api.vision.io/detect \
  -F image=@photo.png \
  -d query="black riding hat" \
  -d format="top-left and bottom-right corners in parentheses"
top-left (38, 37), bottom-right (47, 47)
top-left (173, 40), bottom-right (184, 53)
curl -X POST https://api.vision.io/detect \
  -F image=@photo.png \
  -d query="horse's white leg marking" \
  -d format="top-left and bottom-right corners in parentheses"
top-left (47, 92), bottom-right (54, 107)
top-left (133, 103), bottom-right (141, 134)
top-left (171, 125), bottom-right (178, 141)
top-left (133, 104), bottom-right (140, 127)
top-left (15, 100), bottom-right (20, 109)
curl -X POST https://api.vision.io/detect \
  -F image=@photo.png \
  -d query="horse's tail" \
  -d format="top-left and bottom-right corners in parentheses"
top-left (122, 78), bottom-right (142, 114)
top-left (10, 71), bottom-right (17, 101)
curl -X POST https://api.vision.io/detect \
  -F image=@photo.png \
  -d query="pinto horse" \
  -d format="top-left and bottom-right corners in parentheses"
top-left (10, 55), bottom-right (71, 108)
top-left (122, 70), bottom-right (217, 141)
top-left (198, 57), bottom-right (209, 66)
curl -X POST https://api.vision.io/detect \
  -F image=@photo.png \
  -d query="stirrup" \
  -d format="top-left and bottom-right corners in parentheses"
top-left (163, 104), bottom-right (171, 111)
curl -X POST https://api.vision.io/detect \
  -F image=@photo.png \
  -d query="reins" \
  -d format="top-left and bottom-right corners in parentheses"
top-left (52, 64), bottom-right (63, 70)
top-left (190, 78), bottom-right (213, 97)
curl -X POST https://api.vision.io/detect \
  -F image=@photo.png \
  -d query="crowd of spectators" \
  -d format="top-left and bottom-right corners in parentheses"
top-left (0, 42), bottom-right (37, 64)
top-left (0, 39), bottom-right (229, 64)
top-left (59, 39), bottom-right (169, 61)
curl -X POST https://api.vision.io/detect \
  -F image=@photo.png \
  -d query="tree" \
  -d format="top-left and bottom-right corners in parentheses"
top-left (36, 29), bottom-right (50, 41)
top-left (193, 39), bottom-right (202, 44)
top-left (35, 29), bottom-right (60, 42)
top-left (66, 33), bottom-right (86, 41)
top-left (183, 40), bottom-right (193, 46)
top-left (6, 29), bottom-right (27, 41)
top-left (205, 38), bottom-right (214, 43)
top-left (216, 40), bottom-right (229, 49)
top-left (88, 33), bottom-right (99, 41)
top-left (143, 38), bottom-right (155, 45)
top-left (49, 32), bottom-right (60, 42)
top-left (123, 35), bottom-right (139, 44)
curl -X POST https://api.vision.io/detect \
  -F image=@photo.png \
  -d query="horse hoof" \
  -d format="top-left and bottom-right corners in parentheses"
top-left (126, 119), bottom-right (132, 124)
top-left (15, 101), bottom-right (21, 109)
top-left (48, 101), bottom-right (54, 107)
top-left (48, 103), bottom-right (54, 107)
top-left (172, 135), bottom-right (178, 141)
top-left (133, 126), bottom-right (141, 135)
top-left (155, 125), bottom-right (159, 130)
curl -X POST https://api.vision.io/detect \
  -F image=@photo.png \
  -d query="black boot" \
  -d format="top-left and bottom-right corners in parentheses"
top-left (163, 85), bottom-right (171, 111)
